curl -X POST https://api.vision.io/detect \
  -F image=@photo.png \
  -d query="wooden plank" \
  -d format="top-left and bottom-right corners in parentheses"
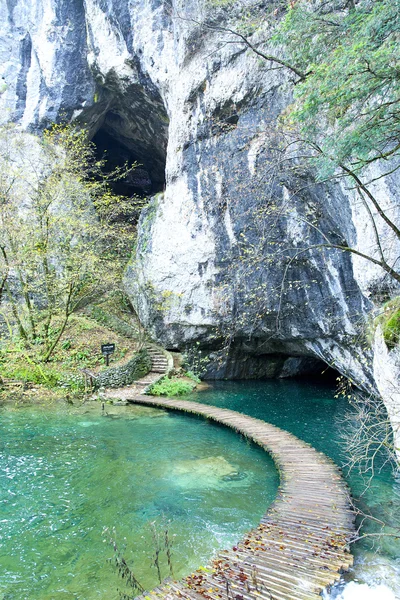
top-left (104, 395), bottom-right (355, 600)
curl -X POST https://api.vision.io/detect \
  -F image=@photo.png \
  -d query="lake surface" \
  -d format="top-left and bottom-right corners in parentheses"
top-left (1, 377), bottom-right (399, 600)
top-left (193, 380), bottom-right (400, 600)
top-left (0, 402), bottom-right (278, 600)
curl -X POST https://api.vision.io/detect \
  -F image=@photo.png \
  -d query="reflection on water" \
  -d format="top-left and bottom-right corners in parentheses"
top-left (194, 380), bottom-right (400, 600)
top-left (0, 402), bottom-right (278, 599)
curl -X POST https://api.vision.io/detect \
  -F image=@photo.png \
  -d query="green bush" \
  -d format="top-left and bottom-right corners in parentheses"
top-left (383, 310), bottom-right (400, 349)
top-left (1, 362), bottom-right (61, 387)
top-left (375, 297), bottom-right (400, 349)
top-left (185, 371), bottom-right (201, 384)
top-left (148, 377), bottom-right (195, 397)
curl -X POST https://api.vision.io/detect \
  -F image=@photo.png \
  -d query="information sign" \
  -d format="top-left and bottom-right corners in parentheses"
top-left (101, 343), bottom-right (115, 366)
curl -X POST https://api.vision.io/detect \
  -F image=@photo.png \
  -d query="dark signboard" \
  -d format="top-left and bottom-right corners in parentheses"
top-left (101, 343), bottom-right (115, 365)
top-left (101, 343), bottom-right (115, 355)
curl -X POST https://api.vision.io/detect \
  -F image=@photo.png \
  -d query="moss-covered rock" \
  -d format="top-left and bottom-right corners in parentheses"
top-left (375, 297), bottom-right (400, 350)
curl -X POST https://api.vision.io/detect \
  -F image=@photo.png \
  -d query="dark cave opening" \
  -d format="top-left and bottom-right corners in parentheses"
top-left (190, 343), bottom-right (341, 382)
top-left (92, 127), bottom-right (166, 198)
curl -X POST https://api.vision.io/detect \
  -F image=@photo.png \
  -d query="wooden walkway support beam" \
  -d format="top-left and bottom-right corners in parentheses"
top-left (114, 396), bottom-right (355, 600)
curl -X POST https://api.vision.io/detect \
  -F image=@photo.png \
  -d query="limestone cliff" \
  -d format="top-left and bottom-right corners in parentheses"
top-left (1, 0), bottom-right (400, 446)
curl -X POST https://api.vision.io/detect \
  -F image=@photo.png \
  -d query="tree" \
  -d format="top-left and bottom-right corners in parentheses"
top-left (274, 0), bottom-right (400, 178)
top-left (193, 0), bottom-right (400, 285)
top-left (0, 123), bottom-right (137, 362)
top-left (204, 0), bottom-right (400, 178)
top-left (194, 0), bottom-right (400, 469)
top-left (168, 0), bottom-right (400, 420)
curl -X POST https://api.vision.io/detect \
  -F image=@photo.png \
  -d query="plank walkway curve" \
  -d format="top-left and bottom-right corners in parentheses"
top-left (107, 394), bottom-right (355, 600)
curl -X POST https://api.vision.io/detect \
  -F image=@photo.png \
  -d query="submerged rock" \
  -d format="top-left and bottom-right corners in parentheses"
top-left (171, 456), bottom-right (247, 489)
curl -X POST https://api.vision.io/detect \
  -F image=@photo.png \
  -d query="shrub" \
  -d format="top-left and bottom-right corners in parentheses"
top-left (185, 371), bottom-right (201, 384)
top-left (375, 297), bottom-right (400, 349)
top-left (383, 309), bottom-right (400, 349)
top-left (1, 362), bottom-right (61, 387)
top-left (148, 377), bottom-right (195, 397)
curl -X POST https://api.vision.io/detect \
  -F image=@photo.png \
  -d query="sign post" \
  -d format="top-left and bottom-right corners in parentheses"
top-left (101, 343), bottom-right (115, 366)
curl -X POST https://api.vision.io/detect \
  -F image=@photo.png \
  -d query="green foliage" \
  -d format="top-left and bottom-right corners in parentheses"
top-left (375, 297), bottom-right (400, 349)
top-left (207, 0), bottom-right (400, 293)
top-left (0, 123), bottom-right (137, 361)
top-left (383, 310), bottom-right (400, 349)
top-left (185, 370), bottom-right (201, 384)
top-left (148, 377), bottom-right (196, 397)
top-left (0, 313), bottom-right (139, 394)
top-left (273, 0), bottom-right (400, 178)
top-left (87, 290), bottom-right (144, 341)
top-left (0, 356), bottom-right (62, 387)
top-left (183, 345), bottom-right (211, 379)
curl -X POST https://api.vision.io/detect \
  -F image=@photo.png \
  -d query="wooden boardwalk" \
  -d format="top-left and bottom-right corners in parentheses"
top-left (113, 396), bottom-right (355, 600)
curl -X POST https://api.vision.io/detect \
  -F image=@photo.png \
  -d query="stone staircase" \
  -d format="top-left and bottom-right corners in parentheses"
top-left (145, 343), bottom-right (169, 374)
top-left (104, 342), bottom-right (173, 402)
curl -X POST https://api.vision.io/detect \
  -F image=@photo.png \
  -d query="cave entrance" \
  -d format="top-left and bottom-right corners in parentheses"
top-left (85, 79), bottom-right (169, 223)
top-left (198, 343), bottom-right (341, 381)
top-left (85, 75), bottom-right (169, 203)
top-left (92, 124), bottom-right (166, 198)
top-left (92, 118), bottom-right (165, 198)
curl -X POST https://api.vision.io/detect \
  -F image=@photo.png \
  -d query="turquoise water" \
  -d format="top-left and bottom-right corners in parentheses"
top-left (1, 378), bottom-right (400, 600)
top-left (0, 403), bottom-right (278, 600)
top-left (193, 380), bottom-right (400, 599)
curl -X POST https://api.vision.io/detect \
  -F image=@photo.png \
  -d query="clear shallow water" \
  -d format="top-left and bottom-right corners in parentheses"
top-left (193, 380), bottom-right (400, 599)
top-left (2, 378), bottom-right (400, 600)
top-left (0, 403), bottom-right (278, 600)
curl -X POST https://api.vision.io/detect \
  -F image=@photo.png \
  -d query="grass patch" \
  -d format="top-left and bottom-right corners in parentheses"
top-left (148, 377), bottom-right (196, 397)
top-left (0, 362), bottom-right (62, 387)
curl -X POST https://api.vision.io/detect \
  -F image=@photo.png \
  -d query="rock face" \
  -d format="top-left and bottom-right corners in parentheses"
top-left (373, 328), bottom-right (400, 458)
top-left (2, 0), bottom-right (400, 436)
